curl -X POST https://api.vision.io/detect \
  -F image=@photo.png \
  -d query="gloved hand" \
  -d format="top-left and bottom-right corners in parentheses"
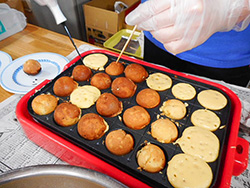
top-left (125, 0), bottom-right (250, 54)
top-left (34, 0), bottom-right (66, 25)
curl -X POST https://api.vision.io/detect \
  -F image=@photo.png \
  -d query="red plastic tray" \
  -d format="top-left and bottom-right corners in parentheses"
top-left (16, 49), bottom-right (249, 188)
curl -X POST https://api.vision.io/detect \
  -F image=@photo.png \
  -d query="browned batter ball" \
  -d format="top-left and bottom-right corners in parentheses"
top-left (136, 88), bottom-right (161, 108)
top-left (96, 93), bottom-right (123, 117)
top-left (77, 113), bottom-right (108, 140)
top-left (105, 129), bottom-right (134, 155)
top-left (105, 61), bottom-right (124, 76)
top-left (54, 102), bottom-right (81, 127)
top-left (90, 72), bottom-right (112, 90)
top-left (111, 77), bottom-right (137, 98)
top-left (124, 63), bottom-right (148, 83)
top-left (72, 65), bottom-right (92, 81)
top-left (123, 105), bottom-right (151, 130)
top-left (53, 76), bottom-right (78, 97)
top-left (31, 94), bottom-right (58, 115)
top-left (23, 59), bottom-right (41, 75)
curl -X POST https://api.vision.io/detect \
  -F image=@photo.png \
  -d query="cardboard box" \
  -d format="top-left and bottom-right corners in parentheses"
top-left (0, 0), bottom-right (24, 13)
top-left (86, 26), bottom-right (113, 47)
top-left (84, 0), bottom-right (140, 45)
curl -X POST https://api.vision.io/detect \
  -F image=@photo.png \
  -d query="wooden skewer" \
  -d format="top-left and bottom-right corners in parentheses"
top-left (115, 25), bottom-right (138, 63)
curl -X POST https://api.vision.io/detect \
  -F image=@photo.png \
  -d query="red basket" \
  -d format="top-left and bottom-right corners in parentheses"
top-left (16, 49), bottom-right (249, 188)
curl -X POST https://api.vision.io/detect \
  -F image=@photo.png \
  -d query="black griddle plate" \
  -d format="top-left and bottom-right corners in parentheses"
top-left (27, 51), bottom-right (231, 188)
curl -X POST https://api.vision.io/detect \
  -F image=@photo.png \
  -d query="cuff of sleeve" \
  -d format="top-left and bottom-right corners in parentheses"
top-left (234, 0), bottom-right (250, 31)
top-left (233, 14), bottom-right (250, 31)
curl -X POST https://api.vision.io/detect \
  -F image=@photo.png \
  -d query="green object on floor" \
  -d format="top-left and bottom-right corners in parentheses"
top-left (104, 29), bottom-right (142, 59)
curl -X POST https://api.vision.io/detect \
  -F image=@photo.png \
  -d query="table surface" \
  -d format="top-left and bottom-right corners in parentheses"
top-left (0, 23), bottom-right (86, 102)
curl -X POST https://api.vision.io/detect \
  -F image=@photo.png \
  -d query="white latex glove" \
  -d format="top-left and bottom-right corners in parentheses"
top-left (126, 0), bottom-right (250, 54)
top-left (34, 0), bottom-right (66, 24)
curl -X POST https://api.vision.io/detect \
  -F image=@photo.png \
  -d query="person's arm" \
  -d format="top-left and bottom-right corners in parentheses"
top-left (126, 0), bottom-right (250, 54)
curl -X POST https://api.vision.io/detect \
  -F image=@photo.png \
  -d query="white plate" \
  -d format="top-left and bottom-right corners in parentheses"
top-left (0, 51), bottom-right (12, 74)
top-left (0, 52), bottom-right (69, 94)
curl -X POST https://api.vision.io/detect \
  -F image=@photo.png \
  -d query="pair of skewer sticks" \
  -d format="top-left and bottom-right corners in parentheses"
top-left (115, 25), bottom-right (138, 63)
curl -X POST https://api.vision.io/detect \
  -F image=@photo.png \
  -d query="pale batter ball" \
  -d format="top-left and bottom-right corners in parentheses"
top-left (146, 72), bottom-right (172, 91)
top-left (151, 118), bottom-right (178, 143)
top-left (176, 126), bottom-right (220, 162)
top-left (70, 85), bottom-right (101, 109)
top-left (171, 83), bottom-right (196, 100)
top-left (167, 153), bottom-right (213, 188)
top-left (197, 89), bottom-right (227, 110)
top-left (83, 53), bottom-right (108, 70)
top-left (137, 143), bottom-right (166, 173)
top-left (191, 109), bottom-right (221, 131)
top-left (160, 99), bottom-right (187, 120)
